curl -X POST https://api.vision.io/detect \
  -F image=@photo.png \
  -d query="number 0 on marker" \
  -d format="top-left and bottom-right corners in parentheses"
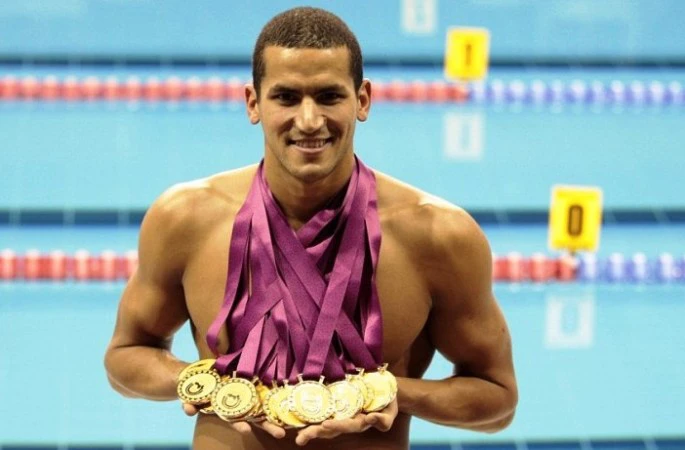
top-left (548, 185), bottom-right (603, 252)
top-left (444, 27), bottom-right (490, 81)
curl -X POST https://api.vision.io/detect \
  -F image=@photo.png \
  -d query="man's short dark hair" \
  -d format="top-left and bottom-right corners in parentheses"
top-left (252, 7), bottom-right (363, 97)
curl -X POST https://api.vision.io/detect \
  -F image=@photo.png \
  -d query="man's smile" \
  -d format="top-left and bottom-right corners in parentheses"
top-left (288, 137), bottom-right (334, 153)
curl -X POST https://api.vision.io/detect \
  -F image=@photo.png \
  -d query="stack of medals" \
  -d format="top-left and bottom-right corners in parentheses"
top-left (177, 359), bottom-right (398, 427)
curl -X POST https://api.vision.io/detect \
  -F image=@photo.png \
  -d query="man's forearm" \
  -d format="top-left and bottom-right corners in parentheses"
top-left (397, 376), bottom-right (516, 432)
top-left (104, 346), bottom-right (187, 401)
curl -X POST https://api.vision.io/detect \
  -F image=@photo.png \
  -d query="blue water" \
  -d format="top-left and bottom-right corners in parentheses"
top-left (2, 65), bottom-right (685, 448)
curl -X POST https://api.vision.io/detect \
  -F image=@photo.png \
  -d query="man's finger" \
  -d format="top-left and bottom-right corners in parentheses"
top-left (257, 420), bottom-right (287, 439)
top-left (321, 415), bottom-right (371, 433)
top-left (365, 399), bottom-right (399, 432)
top-left (295, 424), bottom-right (340, 446)
top-left (182, 403), bottom-right (199, 416)
top-left (229, 421), bottom-right (253, 434)
top-left (365, 412), bottom-right (393, 432)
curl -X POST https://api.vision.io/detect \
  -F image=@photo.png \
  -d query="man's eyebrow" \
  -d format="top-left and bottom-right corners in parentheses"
top-left (268, 84), bottom-right (298, 93)
top-left (315, 84), bottom-right (348, 92)
top-left (267, 83), bottom-right (348, 94)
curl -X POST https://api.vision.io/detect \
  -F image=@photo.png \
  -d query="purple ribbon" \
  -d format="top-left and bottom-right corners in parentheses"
top-left (206, 158), bottom-right (383, 383)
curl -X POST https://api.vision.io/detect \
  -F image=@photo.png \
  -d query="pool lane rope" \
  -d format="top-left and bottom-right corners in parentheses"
top-left (1, 75), bottom-right (683, 106)
top-left (1, 249), bottom-right (683, 283)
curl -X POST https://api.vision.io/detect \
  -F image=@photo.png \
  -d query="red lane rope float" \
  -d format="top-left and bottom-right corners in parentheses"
top-left (0, 75), bottom-right (468, 104)
top-left (1, 249), bottom-right (573, 283)
top-left (0, 249), bottom-right (138, 282)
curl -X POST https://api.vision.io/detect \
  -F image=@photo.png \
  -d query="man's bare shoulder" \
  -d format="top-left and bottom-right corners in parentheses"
top-left (374, 170), bottom-right (493, 311)
top-left (374, 170), bottom-right (486, 256)
top-left (142, 164), bottom-right (259, 239)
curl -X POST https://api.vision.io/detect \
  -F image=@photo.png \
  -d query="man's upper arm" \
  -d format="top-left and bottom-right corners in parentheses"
top-left (426, 208), bottom-right (517, 397)
top-left (108, 188), bottom-right (193, 351)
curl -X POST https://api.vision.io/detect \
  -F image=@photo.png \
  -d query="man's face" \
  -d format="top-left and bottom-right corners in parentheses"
top-left (246, 46), bottom-right (371, 184)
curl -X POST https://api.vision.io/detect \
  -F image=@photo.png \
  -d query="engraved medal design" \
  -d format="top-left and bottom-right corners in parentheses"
top-left (327, 379), bottom-right (364, 420)
top-left (211, 375), bottom-right (259, 421)
top-left (271, 383), bottom-right (307, 428)
top-left (177, 370), bottom-right (221, 405)
top-left (290, 376), bottom-right (335, 424)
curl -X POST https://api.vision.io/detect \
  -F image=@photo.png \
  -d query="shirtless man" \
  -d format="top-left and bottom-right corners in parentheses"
top-left (104, 7), bottom-right (517, 450)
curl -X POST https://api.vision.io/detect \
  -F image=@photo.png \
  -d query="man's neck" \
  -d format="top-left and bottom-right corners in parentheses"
top-left (264, 156), bottom-right (355, 230)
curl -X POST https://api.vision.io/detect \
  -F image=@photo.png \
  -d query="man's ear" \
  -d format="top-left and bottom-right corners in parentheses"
top-left (357, 79), bottom-right (372, 122)
top-left (245, 84), bottom-right (260, 124)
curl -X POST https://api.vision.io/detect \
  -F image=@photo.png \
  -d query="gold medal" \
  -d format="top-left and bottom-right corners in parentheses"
top-left (177, 358), bottom-right (216, 382)
top-left (351, 370), bottom-right (374, 410)
top-left (262, 383), bottom-right (285, 426)
top-left (211, 374), bottom-right (259, 421)
top-left (327, 379), bottom-right (364, 420)
top-left (383, 364), bottom-right (399, 395)
top-left (177, 370), bottom-right (221, 405)
top-left (269, 382), bottom-right (307, 428)
top-left (289, 375), bottom-right (335, 424)
top-left (362, 366), bottom-right (397, 413)
top-left (245, 378), bottom-right (268, 421)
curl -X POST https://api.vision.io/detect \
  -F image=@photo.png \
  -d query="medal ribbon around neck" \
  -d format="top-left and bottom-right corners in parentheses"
top-left (206, 157), bottom-right (383, 384)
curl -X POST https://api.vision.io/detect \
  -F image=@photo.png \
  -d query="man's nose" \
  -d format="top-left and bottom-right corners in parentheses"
top-left (294, 97), bottom-right (325, 133)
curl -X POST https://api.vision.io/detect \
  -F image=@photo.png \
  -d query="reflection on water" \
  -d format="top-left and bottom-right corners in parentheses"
top-left (545, 291), bottom-right (595, 349)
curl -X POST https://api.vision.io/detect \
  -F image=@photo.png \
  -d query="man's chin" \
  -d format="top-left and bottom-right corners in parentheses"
top-left (287, 163), bottom-right (332, 184)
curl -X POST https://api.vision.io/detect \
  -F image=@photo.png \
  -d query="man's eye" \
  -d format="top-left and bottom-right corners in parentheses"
top-left (319, 92), bottom-right (343, 103)
top-left (274, 93), bottom-right (297, 103)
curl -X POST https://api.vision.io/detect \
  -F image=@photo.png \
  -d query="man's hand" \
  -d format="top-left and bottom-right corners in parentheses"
top-left (294, 398), bottom-right (398, 446)
top-left (182, 403), bottom-right (287, 439)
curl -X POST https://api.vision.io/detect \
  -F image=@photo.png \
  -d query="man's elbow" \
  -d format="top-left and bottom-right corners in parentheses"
top-left (483, 391), bottom-right (518, 433)
top-left (483, 409), bottom-right (516, 433)
top-left (104, 350), bottom-right (138, 399)
top-left (474, 387), bottom-right (517, 434)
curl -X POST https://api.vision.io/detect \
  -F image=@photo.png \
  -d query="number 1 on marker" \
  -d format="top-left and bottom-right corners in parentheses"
top-left (444, 27), bottom-right (490, 81)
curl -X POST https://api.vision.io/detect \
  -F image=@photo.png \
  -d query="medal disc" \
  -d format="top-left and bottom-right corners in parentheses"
top-left (362, 369), bottom-right (397, 412)
top-left (268, 385), bottom-right (307, 428)
top-left (246, 382), bottom-right (269, 420)
top-left (177, 359), bottom-right (216, 382)
top-left (349, 373), bottom-right (374, 410)
top-left (328, 379), bottom-right (364, 420)
top-left (211, 377), bottom-right (259, 421)
top-left (177, 370), bottom-right (221, 405)
top-left (289, 380), bottom-right (335, 424)
top-left (383, 367), bottom-right (398, 394)
top-left (262, 386), bottom-right (285, 426)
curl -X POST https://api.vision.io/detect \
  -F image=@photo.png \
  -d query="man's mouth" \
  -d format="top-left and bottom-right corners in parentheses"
top-left (288, 138), bottom-right (334, 153)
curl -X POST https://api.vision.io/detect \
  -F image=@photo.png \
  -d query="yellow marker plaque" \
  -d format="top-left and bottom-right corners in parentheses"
top-left (548, 185), bottom-right (603, 252)
top-left (444, 27), bottom-right (490, 81)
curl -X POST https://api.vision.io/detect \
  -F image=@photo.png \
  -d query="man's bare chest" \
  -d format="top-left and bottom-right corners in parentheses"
top-left (180, 218), bottom-right (432, 366)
